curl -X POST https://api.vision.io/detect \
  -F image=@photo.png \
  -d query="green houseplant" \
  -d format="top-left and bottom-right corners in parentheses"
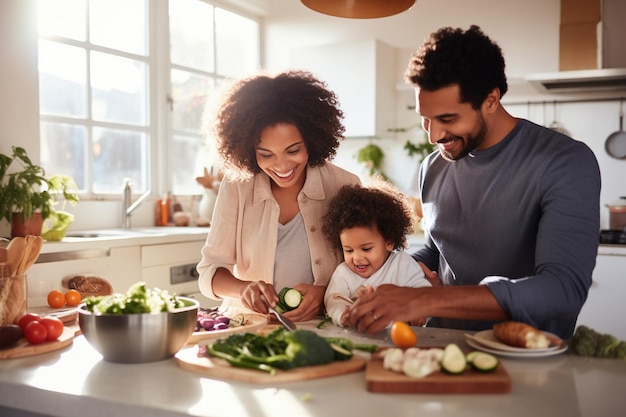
top-left (0, 146), bottom-right (79, 240)
top-left (356, 143), bottom-right (388, 179)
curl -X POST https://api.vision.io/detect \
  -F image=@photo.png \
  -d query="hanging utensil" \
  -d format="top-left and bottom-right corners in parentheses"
top-left (549, 101), bottom-right (570, 136)
top-left (605, 98), bottom-right (626, 160)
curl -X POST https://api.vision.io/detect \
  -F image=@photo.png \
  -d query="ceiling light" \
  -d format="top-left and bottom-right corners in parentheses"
top-left (301, 0), bottom-right (415, 19)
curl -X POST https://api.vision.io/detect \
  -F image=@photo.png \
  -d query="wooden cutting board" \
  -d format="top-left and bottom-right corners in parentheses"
top-left (0, 325), bottom-right (78, 360)
top-left (366, 350), bottom-right (512, 394)
top-left (176, 345), bottom-right (367, 383)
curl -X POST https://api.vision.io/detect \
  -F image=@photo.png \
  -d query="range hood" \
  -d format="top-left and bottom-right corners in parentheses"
top-left (525, 68), bottom-right (626, 93)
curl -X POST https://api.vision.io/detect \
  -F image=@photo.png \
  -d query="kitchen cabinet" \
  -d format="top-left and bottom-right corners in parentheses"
top-left (140, 240), bottom-right (217, 307)
top-left (27, 246), bottom-right (141, 307)
top-left (576, 251), bottom-right (626, 339)
top-left (289, 39), bottom-right (396, 138)
top-left (24, 228), bottom-right (210, 307)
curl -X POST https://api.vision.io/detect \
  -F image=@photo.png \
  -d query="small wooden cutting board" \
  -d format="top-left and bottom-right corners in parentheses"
top-left (0, 325), bottom-right (77, 360)
top-left (176, 345), bottom-right (367, 383)
top-left (366, 351), bottom-right (511, 394)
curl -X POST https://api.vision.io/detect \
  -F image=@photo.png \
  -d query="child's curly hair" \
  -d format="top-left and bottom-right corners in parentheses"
top-left (322, 182), bottom-right (415, 252)
top-left (203, 70), bottom-right (345, 178)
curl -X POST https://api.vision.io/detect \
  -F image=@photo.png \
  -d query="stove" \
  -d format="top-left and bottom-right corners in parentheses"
top-left (600, 229), bottom-right (626, 245)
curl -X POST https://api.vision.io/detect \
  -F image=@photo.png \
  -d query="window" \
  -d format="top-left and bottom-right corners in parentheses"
top-left (37, 0), bottom-right (260, 197)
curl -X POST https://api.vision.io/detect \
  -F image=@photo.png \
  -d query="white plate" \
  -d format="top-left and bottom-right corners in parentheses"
top-left (466, 330), bottom-right (563, 353)
top-left (187, 314), bottom-right (268, 344)
top-left (466, 337), bottom-right (568, 358)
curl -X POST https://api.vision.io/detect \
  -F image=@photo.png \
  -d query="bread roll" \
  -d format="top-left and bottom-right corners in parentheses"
top-left (62, 275), bottom-right (113, 298)
top-left (493, 321), bottom-right (562, 349)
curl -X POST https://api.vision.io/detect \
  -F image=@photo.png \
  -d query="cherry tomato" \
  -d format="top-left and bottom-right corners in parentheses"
top-left (390, 321), bottom-right (417, 348)
top-left (64, 289), bottom-right (82, 306)
top-left (24, 321), bottom-right (48, 345)
top-left (47, 290), bottom-right (65, 308)
top-left (17, 313), bottom-right (41, 331)
top-left (40, 317), bottom-right (64, 341)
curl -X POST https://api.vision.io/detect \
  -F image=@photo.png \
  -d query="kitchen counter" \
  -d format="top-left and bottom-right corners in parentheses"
top-left (0, 322), bottom-right (624, 417)
top-left (36, 226), bottom-right (210, 257)
top-left (407, 233), bottom-right (626, 256)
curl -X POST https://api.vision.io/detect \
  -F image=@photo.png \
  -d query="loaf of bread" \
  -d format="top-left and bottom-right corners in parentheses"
top-left (62, 275), bottom-right (113, 298)
top-left (493, 321), bottom-right (562, 349)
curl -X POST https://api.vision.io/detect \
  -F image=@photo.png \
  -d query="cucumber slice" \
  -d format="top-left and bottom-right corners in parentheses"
top-left (469, 352), bottom-right (499, 372)
top-left (465, 350), bottom-right (481, 363)
top-left (329, 343), bottom-right (353, 361)
top-left (278, 287), bottom-right (303, 311)
top-left (440, 343), bottom-right (467, 374)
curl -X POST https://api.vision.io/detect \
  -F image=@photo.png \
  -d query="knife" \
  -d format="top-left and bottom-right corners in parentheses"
top-left (268, 305), bottom-right (297, 331)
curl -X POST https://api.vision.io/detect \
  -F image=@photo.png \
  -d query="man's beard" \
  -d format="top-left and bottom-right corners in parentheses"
top-left (439, 115), bottom-right (488, 162)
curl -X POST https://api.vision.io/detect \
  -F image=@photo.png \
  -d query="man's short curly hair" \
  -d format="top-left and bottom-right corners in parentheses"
top-left (322, 183), bottom-right (415, 252)
top-left (404, 25), bottom-right (508, 109)
top-left (204, 70), bottom-right (345, 177)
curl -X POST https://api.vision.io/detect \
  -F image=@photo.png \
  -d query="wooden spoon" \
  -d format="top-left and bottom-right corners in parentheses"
top-left (20, 236), bottom-right (43, 273)
top-left (6, 237), bottom-right (26, 277)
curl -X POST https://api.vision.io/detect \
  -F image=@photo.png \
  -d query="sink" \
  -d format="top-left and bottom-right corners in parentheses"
top-left (65, 229), bottom-right (144, 238)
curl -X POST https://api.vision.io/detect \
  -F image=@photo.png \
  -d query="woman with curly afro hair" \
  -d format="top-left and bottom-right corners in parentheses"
top-left (197, 70), bottom-right (360, 322)
top-left (322, 183), bottom-right (430, 327)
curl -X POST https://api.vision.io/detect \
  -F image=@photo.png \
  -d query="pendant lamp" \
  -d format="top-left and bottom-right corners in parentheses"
top-left (301, 0), bottom-right (415, 19)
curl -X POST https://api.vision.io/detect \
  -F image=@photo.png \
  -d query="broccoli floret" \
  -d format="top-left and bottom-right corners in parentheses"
top-left (569, 325), bottom-right (600, 357)
top-left (612, 342), bottom-right (626, 359)
top-left (597, 334), bottom-right (620, 358)
top-left (569, 325), bottom-right (626, 359)
top-left (284, 330), bottom-right (335, 367)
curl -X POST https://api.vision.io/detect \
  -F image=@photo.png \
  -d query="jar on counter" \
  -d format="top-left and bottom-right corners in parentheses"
top-left (607, 197), bottom-right (626, 230)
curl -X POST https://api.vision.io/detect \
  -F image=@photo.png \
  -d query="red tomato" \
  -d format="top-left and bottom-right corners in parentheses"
top-left (40, 317), bottom-right (64, 341)
top-left (24, 321), bottom-right (48, 345)
top-left (17, 313), bottom-right (41, 331)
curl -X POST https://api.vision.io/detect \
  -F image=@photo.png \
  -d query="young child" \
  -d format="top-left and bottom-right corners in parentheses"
top-left (322, 183), bottom-right (431, 327)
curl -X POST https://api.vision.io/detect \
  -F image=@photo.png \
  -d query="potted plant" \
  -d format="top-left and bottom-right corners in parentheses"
top-left (388, 124), bottom-right (436, 164)
top-left (0, 146), bottom-right (79, 240)
top-left (356, 143), bottom-right (388, 179)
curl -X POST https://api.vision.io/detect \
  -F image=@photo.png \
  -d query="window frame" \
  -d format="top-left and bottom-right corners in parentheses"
top-left (38, 0), bottom-right (262, 200)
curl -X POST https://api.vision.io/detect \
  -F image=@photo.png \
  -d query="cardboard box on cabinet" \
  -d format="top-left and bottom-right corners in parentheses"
top-left (559, 0), bottom-right (626, 71)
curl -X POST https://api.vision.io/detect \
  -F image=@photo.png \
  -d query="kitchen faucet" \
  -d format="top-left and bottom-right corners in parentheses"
top-left (122, 178), bottom-right (151, 229)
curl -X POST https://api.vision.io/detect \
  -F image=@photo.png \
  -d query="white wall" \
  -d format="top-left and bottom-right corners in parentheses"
top-left (1, 0), bottom-right (624, 233)
top-left (262, 0), bottom-right (626, 229)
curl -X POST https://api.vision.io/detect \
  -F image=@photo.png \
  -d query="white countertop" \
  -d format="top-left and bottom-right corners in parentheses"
top-left (0, 322), bottom-right (624, 417)
top-left (407, 233), bottom-right (626, 256)
top-left (37, 226), bottom-right (209, 255)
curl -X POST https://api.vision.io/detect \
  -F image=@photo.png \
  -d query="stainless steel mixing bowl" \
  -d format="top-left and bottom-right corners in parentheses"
top-left (78, 296), bottom-right (199, 363)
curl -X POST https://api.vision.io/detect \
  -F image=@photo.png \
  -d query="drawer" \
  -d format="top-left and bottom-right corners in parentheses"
top-left (141, 241), bottom-right (204, 267)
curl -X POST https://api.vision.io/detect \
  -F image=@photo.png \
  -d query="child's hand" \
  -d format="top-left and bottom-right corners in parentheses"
top-left (354, 285), bottom-right (374, 300)
top-left (339, 307), bottom-right (351, 327)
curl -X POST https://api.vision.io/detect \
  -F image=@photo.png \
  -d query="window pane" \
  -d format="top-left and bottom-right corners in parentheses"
top-left (38, 0), bottom-right (86, 41)
top-left (40, 122), bottom-right (88, 190)
top-left (91, 51), bottom-right (148, 125)
top-left (169, 0), bottom-right (214, 72)
top-left (171, 135), bottom-right (216, 195)
top-left (39, 40), bottom-right (87, 118)
top-left (215, 8), bottom-right (259, 77)
top-left (92, 127), bottom-right (149, 194)
top-left (171, 70), bottom-right (213, 133)
top-left (90, 0), bottom-right (147, 56)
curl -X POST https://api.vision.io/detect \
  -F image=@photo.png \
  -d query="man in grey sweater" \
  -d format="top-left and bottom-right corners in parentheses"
top-left (346, 26), bottom-right (600, 340)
